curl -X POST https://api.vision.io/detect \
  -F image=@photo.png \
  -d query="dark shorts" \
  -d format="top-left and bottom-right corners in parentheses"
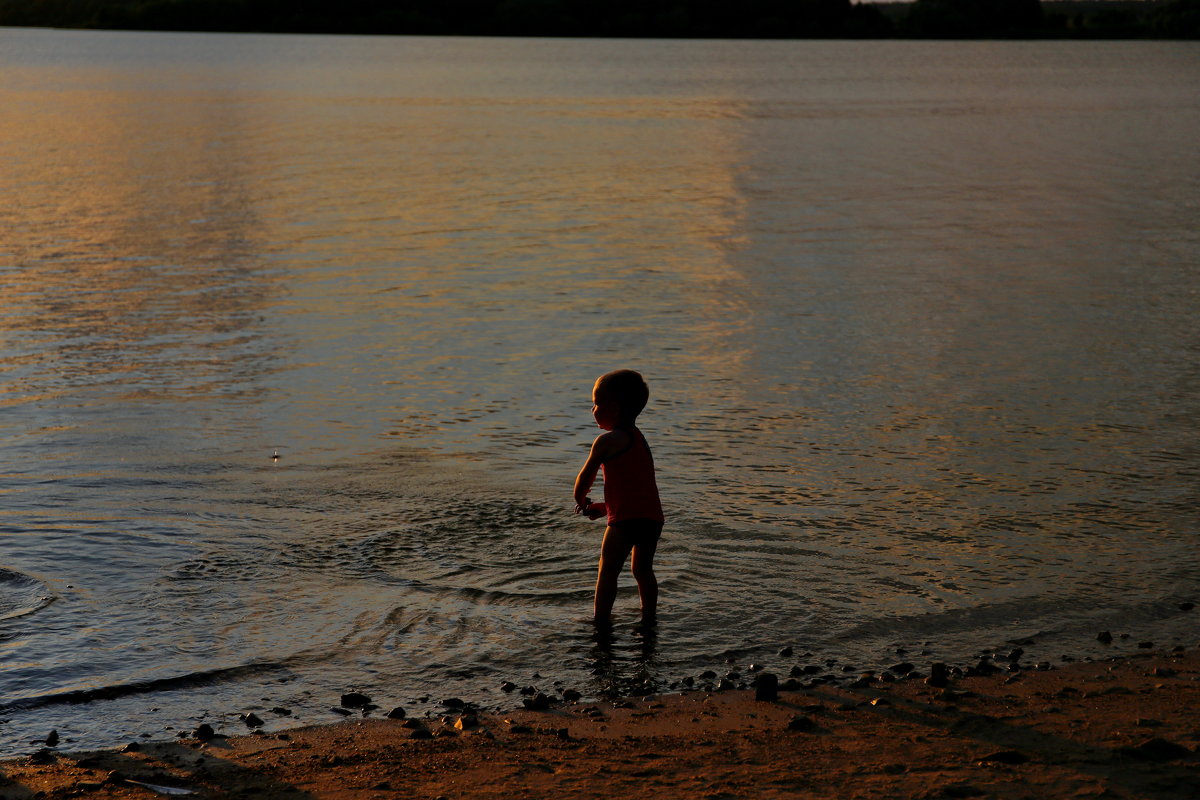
top-left (608, 518), bottom-right (663, 547)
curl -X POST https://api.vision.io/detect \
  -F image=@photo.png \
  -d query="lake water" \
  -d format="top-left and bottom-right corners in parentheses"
top-left (1, 28), bottom-right (1198, 756)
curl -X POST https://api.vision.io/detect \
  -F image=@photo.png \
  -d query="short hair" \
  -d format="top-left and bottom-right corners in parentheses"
top-left (595, 369), bottom-right (650, 418)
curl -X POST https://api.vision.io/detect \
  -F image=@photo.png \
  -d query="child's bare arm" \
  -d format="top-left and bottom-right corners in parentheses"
top-left (573, 432), bottom-right (622, 516)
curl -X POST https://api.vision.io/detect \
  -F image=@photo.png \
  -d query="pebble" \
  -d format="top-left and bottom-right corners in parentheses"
top-left (754, 673), bottom-right (779, 702)
top-left (386, 707), bottom-right (406, 720)
top-left (271, 707), bottom-right (292, 716)
top-left (500, 681), bottom-right (517, 692)
top-left (340, 692), bottom-right (372, 708)
top-left (1180, 602), bottom-right (1195, 612)
top-left (1097, 631), bottom-right (1114, 644)
top-left (1138, 641), bottom-right (1154, 649)
top-left (441, 697), bottom-right (465, 708)
top-left (45, 730), bottom-right (59, 747)
top-left (241, 713), bottom-right (264, 728)
top-left (778, 646), bottom-right (793, 657)
top-left (330, 707), bottom-right (352, 717)
top-left (409, 729), bottom-right (433, 740)
top-left (522, 692), bottom-right (551, 711)
top-left (890, 662), bottom-right (915, 675)
top-left (195, 724), bottom-right (217, 741)
top-left (563, 689), bottom-right (582, 702)
top-left (786, 715), bottom-right (816, 732)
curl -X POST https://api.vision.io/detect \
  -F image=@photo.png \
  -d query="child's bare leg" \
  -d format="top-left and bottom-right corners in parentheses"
top-left (630, 539), bottom-right (659, 620)
top-left (594, 526), bottom-right (635, 623)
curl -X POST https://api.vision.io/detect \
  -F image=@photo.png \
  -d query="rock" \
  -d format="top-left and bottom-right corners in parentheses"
top-left (523, 692), bottom-right (551, 711)
top-left (563, 689), bottom-right (582, 702)
top-left (241, 713), bottom-right (264, 728)
top-left (782, 678), bottom-right (803, 691)
top-left (1180, 602), bottom-right (1195, 612)
top-left (45, 730), bottom-right (59, 747)
top-left (500, 681), bottom-right (517, 692)
top-left (977, 750), bottom-right (1029, 765)
top-left (754, 673), bottom-right (779, 702)
top-left (778, 646), bottom-right (793, 657)
top-left (789, 665), bottom-right (805, 678)
top-left (454, 715), bottom-right (479, 731)
top-left (1124, 737), bottom-right (1192, 761)
top-left (699, 670), bottom-right (717, 679)
top-left (330, 707), bottom-right (352, 717)
top-left (519, 685), bottom-right (537, 696)
top-left (725, 671), bottom-right (741, 681)
top-left (1097, 631), bottom-right (1113, 644)
top-left (28, 749), bottom-right (56, 765)
top-left (509, 724), bottom-right (534, 734)
top-left (386, 707), bottom-right (406, 720)
top-left (340, 692), bottom-right (372, 708)
top-left (890, 662), bottom-right (915, 675)
top-left (441, 697), bottom-right (465, 708)
top-left (681, 676), bottom-right (695, 687)
top-left (803, 664), bottom-right (822, 674)
top-left (409, 728), bottom-right (433, 740)
top-left (400, 719), bottom-right (424, 729)
top-left (926, 663), bottom-right (950, 688)
top-left (195, 724), bottom-right (217, 741)
top-left (786, 715), bottom-right (816, 732)
top-left (1007, 648), bottom-right (1024, 662)
top-left (748, 663), bottom-right (764, 673)
top-left (717, 678), bottom-right (735, 691)
top-left (121, 742), bottom-right (141, 753)
top-left (1138, 641), bottom-right (1154, 649)
top-left (271, 707), bottom-right (292, 716)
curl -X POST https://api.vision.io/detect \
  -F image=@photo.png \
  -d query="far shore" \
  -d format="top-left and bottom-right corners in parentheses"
top-left (3, 644), bottom-right (1199, 799)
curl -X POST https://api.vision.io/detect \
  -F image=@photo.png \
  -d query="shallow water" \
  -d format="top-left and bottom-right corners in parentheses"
top-left (1, 30), bottom-right (1198, 755)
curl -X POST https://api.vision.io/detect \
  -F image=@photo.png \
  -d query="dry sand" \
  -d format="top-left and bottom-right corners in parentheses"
top-left (4, 649), bottom-right (1199, 800)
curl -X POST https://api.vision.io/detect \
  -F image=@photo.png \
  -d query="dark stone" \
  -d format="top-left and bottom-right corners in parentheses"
top-left (195, 724), bottom-right (217, 741)
top-left (523, 692), bottom-right (551, 711)
top-left (786, 715), bottom-right (816, 732)
top-left (778, 646), bottom-right (793, 657)
top-left (725, 671), bottom-right (741, 681)
top-left (519, 685), bottom-right (537, 696)
top-left (400, 719), bottom-right (424, 729)
top-left (1180, 602), bottom-right (1195, 612)
top-left (803, 664), bottom-right (822, 674)
top-left (330, 707), bottom-right (352, 717)
top-left (510, 724), bottom-right (534, 734)
top-left (121, 743), bottom-right (141, 753)
top-left (563, 689), bottom-right (582, 702)
top-left (926, 663), bottom-right (950, 688)
top-left (500, 681), bottom-right (517, 692)
top-left (409, 729), bottom-right (433, 740)
top-left (754, 673), bottom-right (779, 702)
top-left (340, 692), bottom-right (372, 708)
top-left (699, 670), bottom-right (717, 679)
top-left (681, 676), bottom-right (695, 687)
top-left (748, 663), bottom-right (764, 673)
top-left (1138, 641), bottom-right (1154, 649)
top-left (1097, 631), bottom-right (1113, 644)
top-left (28, 749), bottom-right (56, 765)
top-left (441, 697), bottom-right (465, 708)
top-left (977, 750), bottom-right (1030, 765)
top-left (271, 707), bottom-right (292, 716)
top-left (1007, 648), bottom-right (1024, 662)
top-left (789, 665), bottom-right (805, 678)
top-left (242, 713), bottom-right (264, 728)
top-left (454, 715), bottom-right (479, 730)
top-left (717, 678), bottom-right (735, 691)
top-left (781, 678), bottom-right (803, 691)
top-left (1123, 737), bottom-right (1193, 761)
top-left (45, 730), bottom-right (59, 747)
top-left (890, 662), bottom-right (914, 675)
top-left (386, 707), bottom-right (406, 720)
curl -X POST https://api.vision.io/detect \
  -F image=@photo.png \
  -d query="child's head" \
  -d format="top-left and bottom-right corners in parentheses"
top-left (592, 369), bottom-right (649, 429)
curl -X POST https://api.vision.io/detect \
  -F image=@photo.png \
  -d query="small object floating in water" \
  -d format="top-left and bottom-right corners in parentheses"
top-left (271, 450), bottom-right (280, 462)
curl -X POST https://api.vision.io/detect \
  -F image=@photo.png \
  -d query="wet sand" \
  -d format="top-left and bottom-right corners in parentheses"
top-left (4, 648), bottom-right (1199, 800)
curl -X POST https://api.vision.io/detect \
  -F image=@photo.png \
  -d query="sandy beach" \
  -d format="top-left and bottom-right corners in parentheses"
top-left (4, 646), bottom-right (1199, 800)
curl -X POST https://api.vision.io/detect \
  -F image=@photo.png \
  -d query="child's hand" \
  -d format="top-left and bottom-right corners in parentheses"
top-left (575, 498), bottom-right (606, 520)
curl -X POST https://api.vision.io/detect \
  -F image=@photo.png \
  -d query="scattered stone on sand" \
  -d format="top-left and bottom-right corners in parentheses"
top-left (786, 715), bottom-right (817, 732)
top-left (400, 719), bottom-right (424, 729)
top-left (194, 724), bottom-right (217, 741)
top-left (409, 728), bottom-right (433, 740)
top-left (1138, 641), bottom-right (1154, 649)
top-left (454, 715), bottom-right (479, 731)
top-left (699, 670), bottom-right (717, 680)
top-left (340, 692), bottom-right (372, 708)
top-left (45, 730), bottom-right (59, 747)
top-left (121, 742), bottom-right (141, 753)
top-left (926, 662), bottom-right (950, 688)
top-left (754, 673), bottom-right (778, 702)
top-left (563, 689), bottom-right (582, 702)
top-left (441, 697), bottom-right (465, 709)
top-left (1118, 737), bottom-right (1193, 762)
top-left (330, 707), bottom-right (352, 717)
top-left (522, 693), bottom-right (551, 711)
top-left (241, 713), bottom-right (264, 728)
top-left (779, 646), bottom-right (793, 657)
top-left (977, 750), bottom-right (1030, 765)
top-left (1097, 631), bottom-right (1114, 644)
top-left (1180, 602), bottom-right (1195, 611)
top-left (500, 681), bottom-right (517, 692)
top-left (271, 707), bottom-right (292, 716)
top-left (386, 707), bottom-right (407, 720)
top-left (890, 661), bottom-right (915, 675)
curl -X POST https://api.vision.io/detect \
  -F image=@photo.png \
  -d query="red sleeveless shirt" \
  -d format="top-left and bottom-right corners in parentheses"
top-left (601, 428), bottom-right (664, 525)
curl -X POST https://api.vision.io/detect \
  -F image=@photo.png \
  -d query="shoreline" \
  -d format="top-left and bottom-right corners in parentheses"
top-left (4, 646), bottom-right (1199, 799)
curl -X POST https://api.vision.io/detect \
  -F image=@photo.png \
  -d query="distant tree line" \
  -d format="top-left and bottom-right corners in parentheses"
top-left (0, 0), bottom-right (1196, 38)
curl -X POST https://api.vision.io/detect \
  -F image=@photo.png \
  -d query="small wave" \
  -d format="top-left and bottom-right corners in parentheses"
top-left (0, 567), bottom-right (53, 621)
top-left (0, 660), bottom-right (287, 713)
